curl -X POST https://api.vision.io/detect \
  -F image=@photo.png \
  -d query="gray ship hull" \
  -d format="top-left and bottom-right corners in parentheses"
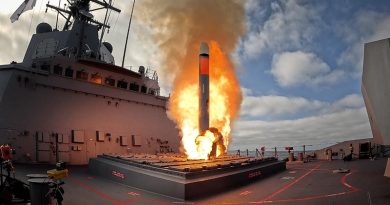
top-left (0, 64), bottom-right (179, 165)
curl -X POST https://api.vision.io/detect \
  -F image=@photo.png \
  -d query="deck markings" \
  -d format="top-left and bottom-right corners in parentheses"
top-left (69, 163), bottom-right (360, 205)
top-left (172, 202), bottom-right (194, 204)
top-left (68, 176), bottom-right (125, 205)
top-left (70, 176), bottom-right (176, 205)
top-left (239, 190), bottom-right (252, 196)
top-left (250, 165), bottom-right (360, 204)
top-left (122, 197), bottom-right (175, 204)
top-left (341, 172), bottom-right (359, 191)
top-left (281, 176), bottom-right (295, 180)
top-left (252, 163), bottom-right (321, 204)
top-left (259, 191), bottom-right (352, 203)
top-left (126, 192), bottom-right (140, 196)
top-left (70, 176), bottom-right (187, 205)
top-left (289, 167), bottom-right (331, 172)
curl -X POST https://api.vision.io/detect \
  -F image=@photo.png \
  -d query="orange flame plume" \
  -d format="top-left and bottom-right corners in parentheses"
top-left (136, 0), bottom-right (246, 159)
top-left (168, 41), bottom-right (242, 159)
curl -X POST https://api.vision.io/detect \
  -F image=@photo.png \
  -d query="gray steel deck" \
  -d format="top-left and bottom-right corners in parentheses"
top-left (14, 157), bottom-right (390, 205)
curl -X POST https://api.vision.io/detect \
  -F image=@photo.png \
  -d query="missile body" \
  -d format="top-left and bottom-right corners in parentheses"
top-left (199, 42), bottom-right (209, 134)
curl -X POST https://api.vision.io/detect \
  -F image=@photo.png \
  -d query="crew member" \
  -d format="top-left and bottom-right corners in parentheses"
top-left (340, 148), bottom-right (345, 159)
top-left (349, 143), bottom-right (354, 155)
top-left (326, 149), bottom-right (333, 161)
top-left (260, 146), bottom-right (265, 158)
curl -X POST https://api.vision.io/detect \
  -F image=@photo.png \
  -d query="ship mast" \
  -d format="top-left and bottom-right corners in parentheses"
top-left (98, 0), bottom-right (113, 50)
top-left (46, 0), bottom-right (121, 59)
top-left (46, 0), bottom-right (120, 32)
top-left (122, 0), bottom-right (136, 68)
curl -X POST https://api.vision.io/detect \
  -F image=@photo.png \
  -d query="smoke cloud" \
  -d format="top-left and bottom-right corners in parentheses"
top-left (136, 0), bottom-right (246, 90)
top-left (136, 0), bottom-right (246, 155)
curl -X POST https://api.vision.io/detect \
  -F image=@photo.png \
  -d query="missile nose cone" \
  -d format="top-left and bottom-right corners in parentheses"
top-left (200, 42), bottom-right (209, 55)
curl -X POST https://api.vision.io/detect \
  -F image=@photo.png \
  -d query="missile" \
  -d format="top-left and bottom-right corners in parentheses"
top-left (199, 42), bottom-right (209, 134)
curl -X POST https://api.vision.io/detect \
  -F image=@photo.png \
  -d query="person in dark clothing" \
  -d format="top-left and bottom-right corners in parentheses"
top-left (349, 143), bottom-right (354, 155)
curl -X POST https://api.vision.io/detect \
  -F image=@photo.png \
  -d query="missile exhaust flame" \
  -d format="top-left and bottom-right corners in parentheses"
top-left (137, 0), bottom-right (245, 160)
top-left (168, 41), bottom-right (242, 160)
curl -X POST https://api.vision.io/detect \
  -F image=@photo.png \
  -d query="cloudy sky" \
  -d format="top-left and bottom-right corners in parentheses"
top-left (1, 0), bottom-right (390, 151)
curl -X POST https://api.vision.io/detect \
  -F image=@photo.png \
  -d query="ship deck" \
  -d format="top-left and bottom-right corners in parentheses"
top-left (13, 158), bottom-right (390, 205)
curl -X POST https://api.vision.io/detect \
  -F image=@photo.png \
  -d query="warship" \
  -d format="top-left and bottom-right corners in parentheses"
top-left (0, 1), bottom-right (288, 201)
top-left (0, 0), bottom-right (180, 165)
top-left (2, 1), bottom-right (389, 204)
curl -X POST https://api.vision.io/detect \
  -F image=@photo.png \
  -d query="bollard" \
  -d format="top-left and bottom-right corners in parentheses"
top-left (298, 153), bottom-right (303, 161)
top-left (274, 147), bottom-right (277, 158)
top-left (288, 152), bottom-right (294, 162)
top-left (28, 178), bottom-right (52, 205)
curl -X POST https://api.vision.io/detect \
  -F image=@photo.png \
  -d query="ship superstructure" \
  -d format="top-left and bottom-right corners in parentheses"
top-left (0, 0), bottom-right (179, 165)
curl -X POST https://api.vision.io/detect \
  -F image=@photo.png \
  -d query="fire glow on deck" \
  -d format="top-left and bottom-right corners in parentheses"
top-left (89, 153), bottom-right (286, 199)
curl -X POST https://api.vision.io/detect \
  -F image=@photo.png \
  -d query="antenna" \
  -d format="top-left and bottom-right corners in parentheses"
top-left (99, 0), bottom-right (112, 59)
top-left (121, 0), bottom-right (136, 68)
top-left (55, 0), bottom-right (62, 30)
top-left (46, 0), bottom-right (121, 31)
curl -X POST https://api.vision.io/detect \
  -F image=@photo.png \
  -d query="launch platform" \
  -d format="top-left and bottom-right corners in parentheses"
top-left (88, 153), bottom-right (286, 199)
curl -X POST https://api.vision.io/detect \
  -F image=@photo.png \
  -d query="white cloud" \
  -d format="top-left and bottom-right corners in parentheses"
top-left (240, 87), bottom-right (253, 96)
top-left (327, 94), bottom-right (365, 113)
top-left (240, 87), bottom-right (366, 118)
top-left (241, 95), bottom-right (324, 117)
top-left (238, 1), bottom-right (390, 84)
top-left (0, 4), bottom-right (53, 64)
top-left (231, 107), bottom-right (371, 150)
top-left (233, 88), bottom-right (371, 150)
top-left (240, 0), bottom-right (323, 58)
top-left (244, 0), bottom-right (263, 15)
top-left (271, 51), bottom-right (344, 87)
top-left (337, 11), bottom-right (390, 78)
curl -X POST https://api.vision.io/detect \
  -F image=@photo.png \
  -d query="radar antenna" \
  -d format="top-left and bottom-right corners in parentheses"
top-left (46, 0), bottom-right (121, 31)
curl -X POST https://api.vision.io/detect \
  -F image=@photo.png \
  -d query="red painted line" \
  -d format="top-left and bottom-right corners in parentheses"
top-left (289, 168), bottom-right (331, 171)
top-left (253, 163), bottom-right (321, 204)
top-left (260, 190), bottom-right (357, 203)
top-left (122, 198), bottom-right (135, 204)
top-left (251, 169), bottom-right (360, 204)
top-left (341, 172), bottom-right (359, 191)
top-left (69, 176), bottom-right (175, 205)
top-left (68, 176), bottom-right (125, 205)
top-left (124, 198), bottom-right (174, 204)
